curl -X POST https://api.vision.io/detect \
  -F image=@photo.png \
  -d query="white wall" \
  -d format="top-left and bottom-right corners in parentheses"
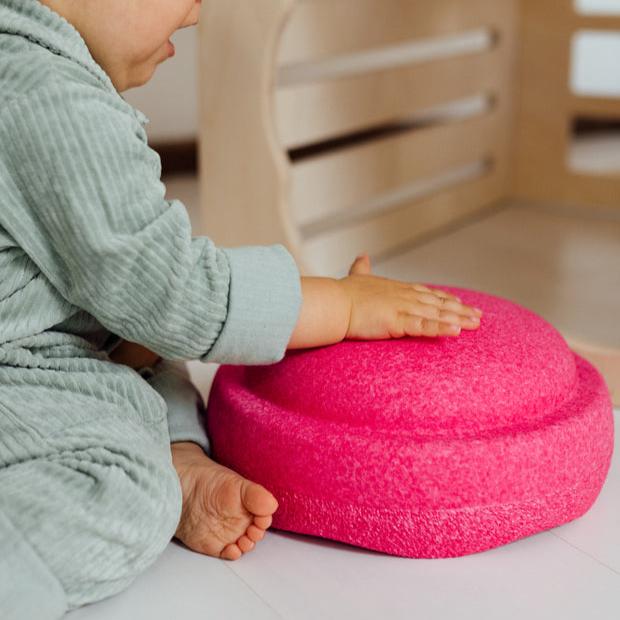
top-left (572, 31), bottom-right (620, 97)
top-left (575, 0), bottom-right (620, 14)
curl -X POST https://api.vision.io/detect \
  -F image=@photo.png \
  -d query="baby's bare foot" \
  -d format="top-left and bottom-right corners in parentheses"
top-left (171, 442), bottom-right (278, 560)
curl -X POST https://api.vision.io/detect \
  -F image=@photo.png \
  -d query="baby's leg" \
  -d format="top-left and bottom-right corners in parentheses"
top-left (141, 359), bottom-right (278, 560)
top-left (139, 357), bottom-right (212, 456)
top-left (0, 350), bottom-right (182, 619)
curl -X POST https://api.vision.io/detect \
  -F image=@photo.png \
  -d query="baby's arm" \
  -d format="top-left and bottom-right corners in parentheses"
top-left (0, 75), bottom-right (304, 460)
top-left (286, 276), bottom-right (350, 349)
top-left (109, 260), bottom-right (482, 372)
top-left (288, 256), bottom-right (483, 348)
top-left (0, 75), bottom-right (300, 368)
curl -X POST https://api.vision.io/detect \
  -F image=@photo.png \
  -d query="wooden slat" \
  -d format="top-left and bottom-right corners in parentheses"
top-left (301, 170), bottom-right (506, 276)
top-left (279, 0), bottom-right (515, 65)
top-left (291, 109), bottom-right (503, 227)
top-left (514, 0), bottom-right (574, 204)
top-left (276, 48), bottom-right (510, 149)
top-left (564, 172), bottom-right (620, 206)
top-left (572, 15), bottom-right (620, 31)
top-left (571, 95), bottom-right (620, 118)
top-left (514, 0), bottom-right (620, 210)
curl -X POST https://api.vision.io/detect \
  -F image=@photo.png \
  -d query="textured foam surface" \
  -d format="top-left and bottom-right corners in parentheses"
top-left (206, 285), bottom-right (615, 558)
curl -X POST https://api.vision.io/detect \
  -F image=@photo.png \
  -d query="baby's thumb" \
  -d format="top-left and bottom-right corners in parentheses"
top-left (349, 253), bottom-right (372, 275)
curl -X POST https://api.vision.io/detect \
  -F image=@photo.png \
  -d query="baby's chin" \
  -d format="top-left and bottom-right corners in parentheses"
top-left (121, 43), bottom-right (173, 90)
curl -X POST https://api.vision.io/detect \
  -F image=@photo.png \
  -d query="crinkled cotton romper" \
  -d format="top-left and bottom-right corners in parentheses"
top-left (0, 1), bottom-right (302, 618)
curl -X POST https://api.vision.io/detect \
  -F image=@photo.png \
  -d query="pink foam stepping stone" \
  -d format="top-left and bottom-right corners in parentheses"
top-left (206, 285), bottom-right (615, 558)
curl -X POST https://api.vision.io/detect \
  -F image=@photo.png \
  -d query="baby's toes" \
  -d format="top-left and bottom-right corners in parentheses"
top-left (241, 481), bottom-right (279, 517)
top-left (246, 524), bottom-right (265, 543)
top-left (220, 543), bottom-right (242, 561)
top-left (253, 514), bottom-right (273, 530)
top-left (237, 535), bottom-right (255, 553)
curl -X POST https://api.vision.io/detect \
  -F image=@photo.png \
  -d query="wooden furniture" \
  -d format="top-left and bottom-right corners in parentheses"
top-left (196, 0), bottom-right (620, 404)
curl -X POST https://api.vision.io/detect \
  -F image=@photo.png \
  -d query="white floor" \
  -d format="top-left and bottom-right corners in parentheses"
top-left (68, 175), bottom-right (620, 619)
top-left (68, 407), bottom-right (620, 620)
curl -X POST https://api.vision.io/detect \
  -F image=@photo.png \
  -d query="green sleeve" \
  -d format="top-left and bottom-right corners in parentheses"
top-left (0, 73), bottom-right (302, 365)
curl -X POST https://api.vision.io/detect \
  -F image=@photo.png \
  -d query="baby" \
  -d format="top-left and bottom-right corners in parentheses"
top-left (0, 0), bottom-right (482, 618)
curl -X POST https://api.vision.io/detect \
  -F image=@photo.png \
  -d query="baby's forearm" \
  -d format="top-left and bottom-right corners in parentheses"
top-left (110, 277), bottom-right (349, 366)
top-left (287, 277), bottom-right (351, 350)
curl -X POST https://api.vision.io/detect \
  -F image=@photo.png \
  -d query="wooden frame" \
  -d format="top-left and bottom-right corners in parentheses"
top-left (198, 0), bottom-right (521, 271)
top-left (515, 0), bottom-right (620, 207)
top-left (197, 0), bottom-right (619, 403)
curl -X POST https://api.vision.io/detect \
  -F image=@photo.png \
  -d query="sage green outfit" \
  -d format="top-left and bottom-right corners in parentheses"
top-left (0, 1), bottom-right (302, 618)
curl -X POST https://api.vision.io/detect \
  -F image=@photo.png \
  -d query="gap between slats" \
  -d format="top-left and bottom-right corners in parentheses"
top-left (276, 46), bottom-right (512, 150)
top-left (292, 99), bottom-right (499, 230)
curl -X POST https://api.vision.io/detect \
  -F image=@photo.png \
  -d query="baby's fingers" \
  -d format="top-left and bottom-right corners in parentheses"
top-left (414, 289), bottom-right (482, 318)
top-left (410, 284), bottom-right (472, 314)
top-left (404, 316), bottom-right (462, 338)
top-left (412, 283), bottom-right (460, 302)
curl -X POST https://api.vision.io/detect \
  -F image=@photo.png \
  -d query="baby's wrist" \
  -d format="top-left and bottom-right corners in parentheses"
top-left (335, 278), bottom-right (353, 341)
top-left (288, 277), bottom-right (350, 349)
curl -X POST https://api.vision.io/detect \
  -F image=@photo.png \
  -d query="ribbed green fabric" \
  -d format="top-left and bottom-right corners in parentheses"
top-left (0, 342), bottom-right (184, 617)
top-left (0, 0), bottom-right (303, 616)
top-left (0, 0), bottom-right (303, 441)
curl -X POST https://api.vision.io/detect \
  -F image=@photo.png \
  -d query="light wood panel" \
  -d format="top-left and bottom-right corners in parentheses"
top-left (198, 0), bottom-right (518, 278)
top-left (197, 0), bottom-right (314, 275)
top-left (278, 0), bottom-right (516, 65)
top-left (291, 109), bottom-right (502, 228)
top-left (514, 0), bottom-right (620, 209)
top-left (285, 0), bottom-right (519, 270)
top-left (302, 169), bottom-right (506, 275)
top-left (277, 48), bottom-right (508, 149)
top-left (571, 95), bottom-right (620, 118)
top-left (572, 15), bottom-right (620, 30)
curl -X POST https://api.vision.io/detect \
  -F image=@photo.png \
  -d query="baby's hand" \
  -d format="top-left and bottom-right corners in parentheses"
top-left (338, 254), bottom-right (483, 340)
